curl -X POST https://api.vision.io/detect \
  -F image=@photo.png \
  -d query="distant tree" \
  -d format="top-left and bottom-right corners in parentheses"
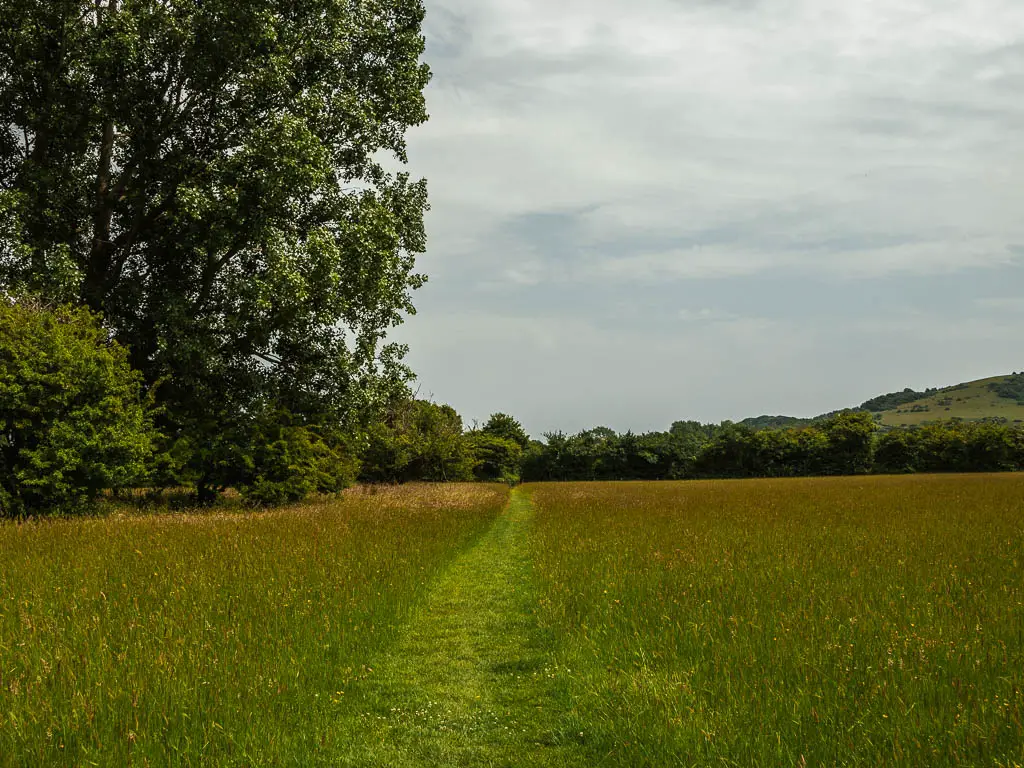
top-left (0, 298), bottom-right (155, 516)
top-left (873, 429), bottom-right (920, 474)
top-left (737, 415), bottom-right (813, 431)
top-left (692, 423), bottom-right (758, 478)
top-left (466, 433), bottom-right (522, 484)
top-left (521, 438), bottom-right (555, 482)
top-left (906, 421), bottom-right (1021, 474)
top-left (817, 412), bottom-right (877, 475)
top-left (667, 420), bottom-right (719, 478)
top-left (861, 388), bottom-right (937, 412)
top-left (480, 413), bottom-right (530, 450)
top-left (359, 400), bottom-right (473, 483)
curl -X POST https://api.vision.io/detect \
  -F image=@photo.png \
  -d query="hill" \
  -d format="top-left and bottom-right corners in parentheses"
top-left (738, 373), bottom-right (1024, 430)
top-left (869, 373), bottom-right (1024, 427)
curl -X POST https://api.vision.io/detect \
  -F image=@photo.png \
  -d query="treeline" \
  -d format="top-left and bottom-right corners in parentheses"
top-left (5, 301), bottom-right (1023, 518)
top-left (0, 302), bottom-right (531, 516)
top-left (361, 407), bottom-right (1024, 484)
top-left (359, 404), bottom-right (527, 485)
top-left (860, 387), bottom-right (939, 412)
top-left (519, 414), bottom-right (1024, 481)
top-left (522, 414), bottom-right (875, 480)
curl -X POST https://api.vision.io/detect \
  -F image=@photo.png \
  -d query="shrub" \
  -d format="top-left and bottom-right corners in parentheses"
top-left (234, 413), bottom-right (360, 506)
top-left (0, 299), bottom-right (155, 516)
top-left (177, 407), bottom-right (360, 507)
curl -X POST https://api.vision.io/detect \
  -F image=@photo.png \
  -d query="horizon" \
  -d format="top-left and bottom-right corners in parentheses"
top-left (392, 0), bottom-right (1024, 438)
top-left (460, 368), bottom-right (1020, 439)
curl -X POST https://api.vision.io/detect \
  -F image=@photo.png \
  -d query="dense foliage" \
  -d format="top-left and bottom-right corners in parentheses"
top-left (516, 413), bottom-right (1024, 482)
top-left (874, 421), bottom-right (1024, 474)
top-left (359, 400), bottom-right (475, 484)
top-left (465, 433), bottom-right (523, 484)
top-left (860, 387), bottom-right (938, 412)
top-left (0, 299), bottom-right (155, 516)
top-left (736, 414), bottom-right (814, 430)
top-left (522, 413), bottom-right (875, 481)
top-left (479, 412), bottom-right (530, 450)
top-left (0, 0), bottom-right (431, 501)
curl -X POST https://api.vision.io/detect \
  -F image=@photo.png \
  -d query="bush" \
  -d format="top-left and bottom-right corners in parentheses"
top-left (0, 299), bottom-right (155, 516)
top-left (172, 407), bottom-right (360, 507)
top-left (234, 412), bottom-right (360, 506)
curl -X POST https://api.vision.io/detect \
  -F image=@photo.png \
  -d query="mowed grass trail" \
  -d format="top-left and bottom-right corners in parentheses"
top-left (529, 475), bottom-right (1024, 767)
top-left (334, 488), bottom-right (586, 767)
top-left (0, 485), bottom-right (507, 767)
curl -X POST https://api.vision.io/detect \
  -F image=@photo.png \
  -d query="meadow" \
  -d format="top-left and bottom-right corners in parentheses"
top-left (1, 475), bottom-right (1022, 767)
top-left (528, 475), bottom-right (1024, 767)
top-left (0, 485), bottom-right (507, 766)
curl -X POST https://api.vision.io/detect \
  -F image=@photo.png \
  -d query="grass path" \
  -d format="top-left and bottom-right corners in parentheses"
top-left (336, 488), bottom-right (587, 767)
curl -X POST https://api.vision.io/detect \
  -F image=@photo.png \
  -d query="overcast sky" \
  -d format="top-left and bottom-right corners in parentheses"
top-left (392, 0), bottom-right (1024, 438)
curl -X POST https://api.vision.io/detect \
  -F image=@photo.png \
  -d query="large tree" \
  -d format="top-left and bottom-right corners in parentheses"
top-left (0, 0), bottom-right (430, 490)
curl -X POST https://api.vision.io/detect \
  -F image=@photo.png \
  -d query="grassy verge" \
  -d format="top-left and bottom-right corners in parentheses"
top-left (0, 484), bottom-right (507, 766)
top-left (529, 475), bottom-right (1024, 767)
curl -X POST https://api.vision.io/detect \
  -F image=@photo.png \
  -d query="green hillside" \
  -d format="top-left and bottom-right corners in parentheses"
top-left (868, 374), bottom-right (1024, 427)
top-left (737, 373), bottom-right (1024, 430)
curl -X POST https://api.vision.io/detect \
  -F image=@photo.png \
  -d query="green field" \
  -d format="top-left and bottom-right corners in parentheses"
top-left (875, 375), bottom-right (1024, 427)
top-left (529, 477), bottom-right (1024, 766)
top-left (2, 477), bottom-right (1022, 766)
top-left (0, 485), bottom-right (507, 766)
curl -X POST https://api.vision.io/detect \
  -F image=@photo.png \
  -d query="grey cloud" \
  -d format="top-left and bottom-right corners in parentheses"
top-left (394, 0), bottom-right (1024, 431)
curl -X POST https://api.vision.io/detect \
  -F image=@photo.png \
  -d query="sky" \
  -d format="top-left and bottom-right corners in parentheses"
top-left (392, 0), bottom-right (1024, 438)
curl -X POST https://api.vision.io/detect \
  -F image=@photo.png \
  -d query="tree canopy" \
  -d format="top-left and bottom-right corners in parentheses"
top-left (0, 0), bottom-right (431, 494)
top-left (480, 412), bottom-right (530, 450)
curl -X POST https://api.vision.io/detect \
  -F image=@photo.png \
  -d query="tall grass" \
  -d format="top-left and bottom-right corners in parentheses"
top-left (0, 484), bottom-right (507, 766)
top-left (528, 475), bottom-right (1024, 766)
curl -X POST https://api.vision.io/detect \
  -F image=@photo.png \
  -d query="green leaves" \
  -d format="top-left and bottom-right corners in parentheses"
top-left (0, 299), bottom-right (156, 516)
top-left (359, 400), bottom-right (475, 483)
top-left (0, 0), bottom-right (432, 495)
